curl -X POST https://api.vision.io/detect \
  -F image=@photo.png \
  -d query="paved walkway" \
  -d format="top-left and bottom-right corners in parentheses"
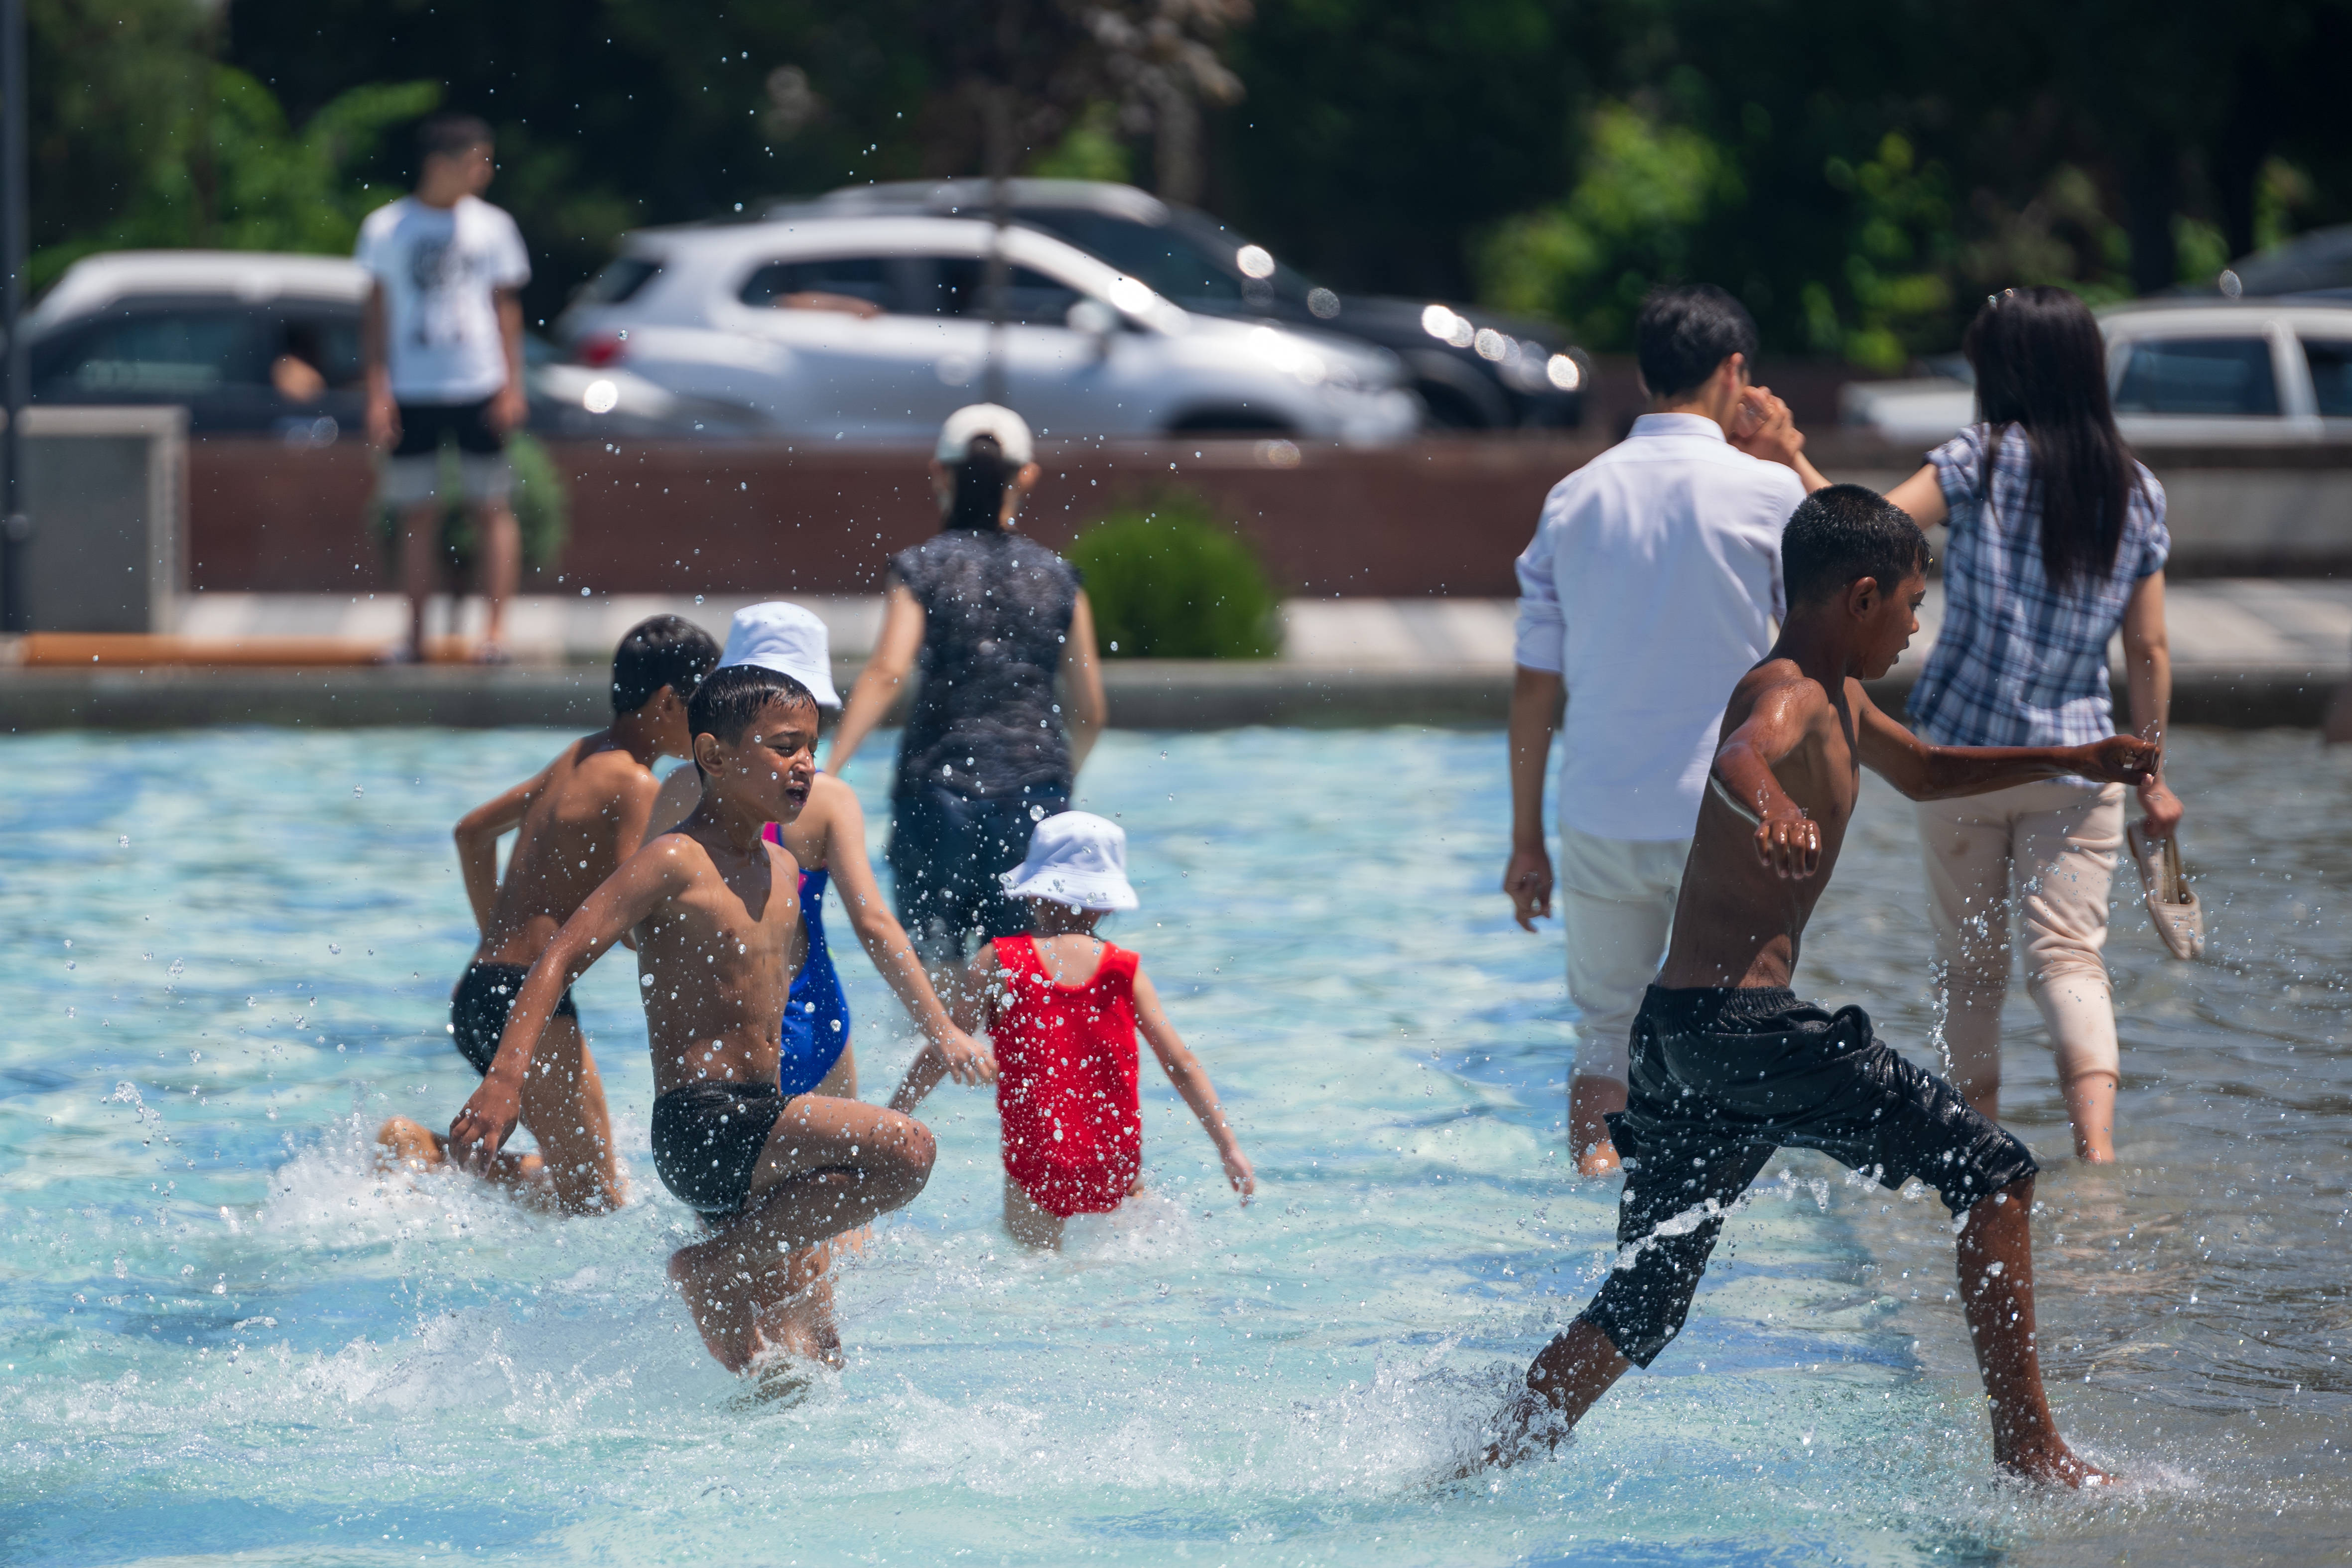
top-left (169, 580), bottom-right (2352, 679)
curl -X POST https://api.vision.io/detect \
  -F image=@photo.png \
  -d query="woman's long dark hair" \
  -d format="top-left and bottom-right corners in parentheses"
top-left (942, 433), bottom-right (1014, 531)
top-left (1965, 285), bottom-right (2144, 590)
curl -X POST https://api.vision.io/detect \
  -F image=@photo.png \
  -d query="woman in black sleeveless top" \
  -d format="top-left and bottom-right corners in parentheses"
top-left (829, 404), bottom-right (1107, 992)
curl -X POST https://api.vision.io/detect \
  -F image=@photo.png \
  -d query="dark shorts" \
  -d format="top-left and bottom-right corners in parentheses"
top-left (651, 1082), bottom-right (787, 1216)
top-left (887, 780), bottom-right (1068, 953)
top-left (449, 961), bottom-right (577, 1076)
top-left (1578, 985), bottom-right (2039, 1368)
top-left (392, 397), bottom-right (506, 457)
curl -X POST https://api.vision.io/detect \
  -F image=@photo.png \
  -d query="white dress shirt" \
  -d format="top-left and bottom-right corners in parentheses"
top-left (1514, 412), bottom-right (1806, 842)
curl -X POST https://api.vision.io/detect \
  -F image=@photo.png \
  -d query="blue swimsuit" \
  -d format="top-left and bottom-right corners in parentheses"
top-left (768, 822), bottom-right (852, 1095)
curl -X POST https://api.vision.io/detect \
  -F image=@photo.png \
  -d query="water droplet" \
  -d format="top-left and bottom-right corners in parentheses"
top-left (328, 944), bottom-right (341, 955)
top-left (353, 785), bottom-right (365, 797)
top-left (118, 835), bottom-right (130, 848)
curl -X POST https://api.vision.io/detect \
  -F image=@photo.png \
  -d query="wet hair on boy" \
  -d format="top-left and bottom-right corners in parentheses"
top-left (1782, 484), bottom-right (1931, 608)
top-left (1635, 283), bottom-right (1760, 401)
top-left (687, 663), bottom-right (819, 766)
top-left (612, 614), bottom-right (720, 716)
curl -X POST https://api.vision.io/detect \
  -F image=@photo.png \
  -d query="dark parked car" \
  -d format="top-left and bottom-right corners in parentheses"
top-left (25, 251), bottom-right (756, 440)
top-left (795, 179), bottom-right (1589, 431)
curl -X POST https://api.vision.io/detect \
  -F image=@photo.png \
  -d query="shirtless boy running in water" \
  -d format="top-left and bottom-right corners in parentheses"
top-left (449, 664), bottom-right (937, 1371)
top-left (378, 615), bottom-right (718, 1212)
top-left (1487, 486), bottom-right (2157, 1484)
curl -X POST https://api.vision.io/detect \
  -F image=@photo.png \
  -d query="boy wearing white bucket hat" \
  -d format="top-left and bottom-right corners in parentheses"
top-left (891, 811), bottom-right (1253, 1248)
top-left (653, 602), bottom-right (993, 1105)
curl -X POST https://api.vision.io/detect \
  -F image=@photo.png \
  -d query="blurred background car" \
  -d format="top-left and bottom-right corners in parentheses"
top-left (556, 214), bottom-right (1421, 445)
top-left (800, 179), bottom-right (1589, 432)
top-left (24, 251), bottom-right (754, 441)
top-left (1840, 296), bottom-right (2352, 447)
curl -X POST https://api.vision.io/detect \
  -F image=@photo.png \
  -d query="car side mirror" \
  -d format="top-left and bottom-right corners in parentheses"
top-left (1066, 298), bottom-right (1118, 357)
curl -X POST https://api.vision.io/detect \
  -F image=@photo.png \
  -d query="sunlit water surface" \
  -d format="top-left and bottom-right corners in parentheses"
top-left (1, 726), bottom-right (2347, 1566)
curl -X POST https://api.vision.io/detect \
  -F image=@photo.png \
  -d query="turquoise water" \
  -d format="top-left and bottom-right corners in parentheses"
top-left (1, 726), bottom-right (2348, 1566)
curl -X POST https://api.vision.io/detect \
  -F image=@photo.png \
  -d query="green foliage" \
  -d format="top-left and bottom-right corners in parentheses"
top-left (28, 34), bottom-right (437, 290)
top-left (1813, 134), bottom-right (1957, 371)
top-left (1065, 496), bottom-right (1280, 660)
top-left (1475, 102), bottom-right (1743, 352)
top-left (1028, 104), bottom-right (1133, 184)
top-left (372, 433), bottom-right (570, 575)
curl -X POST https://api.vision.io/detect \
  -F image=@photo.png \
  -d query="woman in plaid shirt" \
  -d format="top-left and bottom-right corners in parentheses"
top-left (1880, 286), bottom-right (2183, 1164)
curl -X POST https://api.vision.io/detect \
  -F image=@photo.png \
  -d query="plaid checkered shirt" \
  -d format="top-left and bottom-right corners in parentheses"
top-left (1908, 423), bottom-right (2168, 756)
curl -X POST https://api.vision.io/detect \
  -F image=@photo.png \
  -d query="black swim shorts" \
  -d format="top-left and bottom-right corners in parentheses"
top-left (1577, 985), bottom-right (2039, 1368)
top-left (651, 1081), bottom-right (787, 1216)
top-left (392, 396), bottom-right (507, 458)
top-left (449, 960), bottom-right (577, 1076)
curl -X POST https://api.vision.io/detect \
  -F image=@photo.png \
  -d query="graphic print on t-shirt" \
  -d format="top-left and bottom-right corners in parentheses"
top-left (355, 194), bottom-right (530, 403)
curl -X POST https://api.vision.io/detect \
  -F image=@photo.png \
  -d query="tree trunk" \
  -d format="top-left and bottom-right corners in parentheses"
top-left (1153, 81), bottom-right (1201, 207)
top-left (2122, 144), bottom-right (2181, 296)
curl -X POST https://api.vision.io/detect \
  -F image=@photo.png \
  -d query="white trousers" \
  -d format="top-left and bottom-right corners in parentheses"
top-left (1916, 780), bottom-right (2125, 1095)
top-left (1560, 826), bottom-right (1690, 1084)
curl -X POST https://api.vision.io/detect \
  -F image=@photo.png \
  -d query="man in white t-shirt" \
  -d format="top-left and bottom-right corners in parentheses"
top-left (357, 114), bottom-right (532, 662)
top-left (1505, 285), bottom-right (1829, 1174)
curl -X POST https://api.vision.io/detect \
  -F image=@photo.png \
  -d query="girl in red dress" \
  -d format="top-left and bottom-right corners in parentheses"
top-left (891, 811), bottom-right (1254, 1247)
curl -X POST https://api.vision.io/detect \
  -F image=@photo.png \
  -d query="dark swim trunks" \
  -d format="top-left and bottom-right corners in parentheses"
top-left (1578, 985), bottom-right (2038, 1368)
top-left (449, 961), bottom-right (577, 1076)
top-left (651, 1081), bottom-right (788, 1216)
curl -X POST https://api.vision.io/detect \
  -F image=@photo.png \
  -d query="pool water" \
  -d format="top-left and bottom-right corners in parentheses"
top-left (1, 725), bottom-right (2347, 1566)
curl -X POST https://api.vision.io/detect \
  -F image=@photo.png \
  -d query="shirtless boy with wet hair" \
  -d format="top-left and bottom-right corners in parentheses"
top-left (448, 663), bottom-right (937, 1372)
top-left (1486, 485), bottom-right (2157, 1485)
top-left (378, 614), bottom-right (718, 1212)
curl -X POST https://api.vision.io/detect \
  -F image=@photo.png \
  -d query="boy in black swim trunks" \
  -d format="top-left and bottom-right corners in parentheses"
top-left (448, 664), bottom-right (937, 1372)
top-left (1484, 486), bottom-right (2158, 1486)
top-left (376, 615), bottom-right (718, 1212)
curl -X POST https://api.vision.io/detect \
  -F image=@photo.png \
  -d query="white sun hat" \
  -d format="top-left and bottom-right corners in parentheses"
top-left (717, 601), bottom-right (841, 709)
top-left (999, 810), bottom-right (1140, 911)
top-left (936, 402), bottom-right (1035, 467)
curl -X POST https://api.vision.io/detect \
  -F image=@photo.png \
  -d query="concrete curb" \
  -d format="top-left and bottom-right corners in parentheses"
top-left (0, 661), bottom-right (2341, 732)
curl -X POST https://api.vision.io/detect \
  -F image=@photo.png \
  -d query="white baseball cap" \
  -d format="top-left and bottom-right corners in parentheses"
top-left (717, 601), bottom-right (841, 709)
top-left (999, 811), bottom-right (1140, 911)
top-left (936, 402), bottom-right (1035, 467)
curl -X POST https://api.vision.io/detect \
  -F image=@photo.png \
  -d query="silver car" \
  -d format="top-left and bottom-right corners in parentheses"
top-left (1841, 297), bottom-right (2352, 446)
top-left (555, 215), bottom-right (1421, 444)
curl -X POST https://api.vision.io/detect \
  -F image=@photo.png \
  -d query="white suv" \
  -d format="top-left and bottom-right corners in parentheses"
top-left (1841, 297), bottom-right (2352, 446)
top-left (555, 215), bottom-right (1421, 445)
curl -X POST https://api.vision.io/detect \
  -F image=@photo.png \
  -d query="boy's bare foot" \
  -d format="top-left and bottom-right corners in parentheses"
top-left (1472, 1389), bottom-right (1570, 1473)
top-left (1996, 1437), bottom-right (2112, 1488)
top-left (1575, 1139), bottom-right (1621, 1176)
top-left (375, 1116), bottom-right (446, 1171)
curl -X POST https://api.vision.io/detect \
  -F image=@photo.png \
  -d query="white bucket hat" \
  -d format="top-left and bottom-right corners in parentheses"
top-left (718, 601), bottom-right (841, 709)
top-left (936, 402), bottom-right (1035, 467)
top-left (999, 811), bottom-right (1139, 911)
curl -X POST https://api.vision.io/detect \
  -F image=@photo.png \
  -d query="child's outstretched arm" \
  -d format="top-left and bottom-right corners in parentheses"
top-left (889, 946), bottom-right (1004, 1113)
top-left (823, 784), bottom-right (997, 1085)
top-left (447, 839), bottom-right (686, 1168)
top-left (1133, 967), bottom-right (1253, 1202)
top-left (452, 759), bottom-right (557, 934)
top-left (1852, 683), bottom-right (2160, 799)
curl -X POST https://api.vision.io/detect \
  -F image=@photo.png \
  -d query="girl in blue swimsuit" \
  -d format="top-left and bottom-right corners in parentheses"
top-left (767, 823), bottom-right (853, 1094)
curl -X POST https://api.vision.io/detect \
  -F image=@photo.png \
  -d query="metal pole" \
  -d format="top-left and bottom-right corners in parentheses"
top-left (0, 0), bottom-right (28, 633)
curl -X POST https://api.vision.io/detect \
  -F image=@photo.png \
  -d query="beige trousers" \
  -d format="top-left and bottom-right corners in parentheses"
top-left (1560, 826), bottom-right (1690, 1084)
top-left (1916, 779), bottom-right (2125, 1097)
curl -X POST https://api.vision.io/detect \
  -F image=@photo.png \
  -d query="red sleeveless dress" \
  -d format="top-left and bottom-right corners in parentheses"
top-left (990, 934), bottom-right (1143, 1218)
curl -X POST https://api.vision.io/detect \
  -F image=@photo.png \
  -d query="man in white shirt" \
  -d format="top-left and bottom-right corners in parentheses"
top-left (1505, 285), bottom-right (1828, 1173)
top-left (357, 114), bottom-right (532, 662)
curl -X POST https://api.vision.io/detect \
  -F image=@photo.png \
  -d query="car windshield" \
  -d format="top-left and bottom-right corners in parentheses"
top-left (1016, 208), bottom-right (1248, 306)
top-left (2113, 336), bottom-right (2280, 416)
top-left (579, 255), bottom-right (663, 305)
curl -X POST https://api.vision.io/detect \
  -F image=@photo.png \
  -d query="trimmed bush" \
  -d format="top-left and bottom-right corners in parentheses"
top-left (371, 430), bottom-right (569, 575)
top-left (1065, 493), bottom-right (1281, 659)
